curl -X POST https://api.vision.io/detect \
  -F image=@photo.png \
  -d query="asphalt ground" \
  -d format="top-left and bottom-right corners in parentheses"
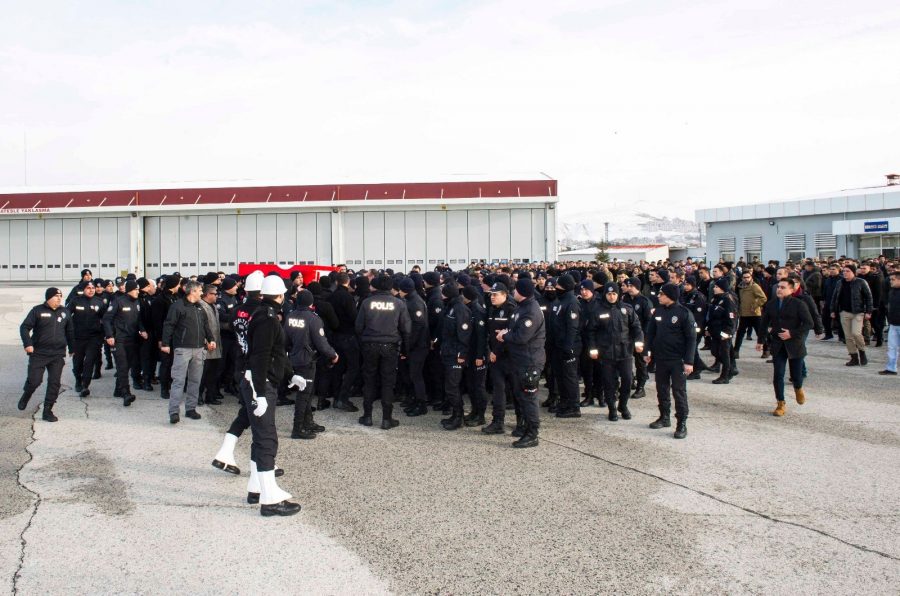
top-left (1, 286), bottom-right (898, 595)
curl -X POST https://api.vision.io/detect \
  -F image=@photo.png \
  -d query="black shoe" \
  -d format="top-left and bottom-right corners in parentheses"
top-left (275, 468), bottom-right (284, 478)
top-left (512, 433), bottom-right (539, 448)
top-left (291, 427), bottom-right (317, 439)
top-left (17, 394), bottom-right (31, 411)
top-left (511, 422), bottom-right (526, 438)
top-left (859, 351), bottom-right (868, 366)
top-left (617, 406), bottom-right (631, 420)
top-left (649, 416), bottom-right (671, 429)
top-left (630, 388), bottom-right (646, 399)
top-left (405, 403), bottom-right (429, 417)
top-left (358, 415), bottom-right (373, 426)
top-left (211, 459), bottom-right (240, 474)
top-left (674, 420), bottom-right (687, 439)
top-left (579, 397), bottom-right (595, 407)
top-left (730, 369), bottom-right (739, 377)
top-left (441, 416), bottom-right (463, 430)
top-left (185, 409), bottom-right (201, 420)
top-left (707, 364), bottom-right (721, 374)
top-left (276, 397), bottom-right (295, 406)
top-left (93, 371), bottom-right (102, 379)
top-left (170, 414), bottom-right (179, 424)
top-left (846, 354), bottom-right (860, 367)
top-left (381, 418), bottom-right (400, 430)
top-left (79, 389), bottom-right (91, 398)
top-left (879, 370), bottom-right (897, 375)
top-left (711, 376), bottom-right (730, 384)
top-left (464, 414), bottom-right (486, 427)
top-left (733, 352), bottom-right (740, 360)
top-left (555, 409), bottom-right (581, 418)
top-left (160, 388), bottom-right (170, 399)
top-left (316, 398), bottom-right (331, 410)
top-left (687, 372), bottom-right (702, 380)
top-left (247, 492), bottom-right (260, 504)
top-left (335, 400), bottom-right (360, 413)
top-left (540, 396), bottom-right (557, 408)
top-left (875, 339), bottom-right (883, 348)
top-left (482, 419), bottom-right (505, 434)
top-left (75, 382), bottom-right (84, 393)
top-left (42, 407), bottom-right (58, 422)
top-left (261, 501), bottom-right (301, 517)
top-left (307, 423), bottom-right (326, 433)
top-left (206, 396), bottom-right (223, 405)
top-left (123, 393), bottom-right (136, 407)
top-left (607, 408), bottom-right (619, 422)
top-left (105, 362), bottom-right (114, 370)
top-left (113, 389), bottom-right (123, 398)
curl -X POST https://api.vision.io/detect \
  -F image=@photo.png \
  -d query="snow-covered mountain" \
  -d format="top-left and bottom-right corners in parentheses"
top-left (558, 207), bottom-right (701, 250)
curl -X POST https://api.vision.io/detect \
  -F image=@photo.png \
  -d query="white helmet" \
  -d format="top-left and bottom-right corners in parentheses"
top-left (244, 270), bottom-right (264, 292)
top-left (261, 275), bottom-right (286, 296)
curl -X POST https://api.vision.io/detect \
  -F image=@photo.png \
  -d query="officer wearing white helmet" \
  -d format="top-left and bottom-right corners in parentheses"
top-left (241, 274), bottom-right (307, 516)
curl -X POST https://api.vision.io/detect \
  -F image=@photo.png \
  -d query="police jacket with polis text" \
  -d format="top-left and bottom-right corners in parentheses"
top-left (20, 303), bottom-right (75, 355)
top-left (588, 298), bottom-right (643, 361)
top-left (645, 302), bottom-right (696, 364)
top-left (548, 289), bottom-right (581, 357)
top-left (284, 306), bottom-right (337, 369)
top-left (102, 294), bottom-right (144, 341)
top-left (355, 290), bottom-right (412, 347)
top-left (503, 296), bottom-right (546, 369)
top-left (436, 296), bottom-right (472, 363)
top-left (68, 295), bottom-right (106, 339)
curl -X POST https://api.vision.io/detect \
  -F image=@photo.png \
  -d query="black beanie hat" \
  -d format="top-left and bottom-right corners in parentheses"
top-left (625, 276), bottom-right (642, 290)
top-left (221, 278), bottom-right (238, 291)
top-left (125, 280), bottom-right (139, 293)
top-left (442, 283), bottom-right (459, 299)
top-left (684, 275), bottom-right (697, 288)
top-left (593, 271), bottom-right (609, 285)
top-left (45, 287), bottom-right (62, 301)
top-left (203, 272), bottom-right (218, 285)
top-left (397, 277), bottom-right (416, 294)
top-left (515, 278), bottom-right (535, 298)
top-left (603, 282), bottom-right (619, 296)
top-left (373, 274), bottom-right (393, 291)
top-left (556, 274), bottom-right (575, 292)
top-left (714, 277), bottom-right (730, 292)
top-left (137, 277), bottom-right (151, 290)
top-left (660, 283), bottom-right (680, 302)
top-left (656, 268), bottom-right (670, 283)
top-left (462, 286), bottom-right (480, 302)
top-left (844, 263), bottom-right (857, 274)
top-left (296, 289), bottom-right (314, 308)
top-left (423, 271), bottom-right (441, 286)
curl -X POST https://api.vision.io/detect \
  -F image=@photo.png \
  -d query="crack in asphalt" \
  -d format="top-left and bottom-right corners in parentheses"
top-left (542, 436), bottom-right (900, 563)
top-left (11, 408), bottom-right (41, 595)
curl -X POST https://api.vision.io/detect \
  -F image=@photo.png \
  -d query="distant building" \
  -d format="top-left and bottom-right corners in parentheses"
top-left (696, 177), bottom-right (900, 264)
top-left (558, 244), bottom-right (669, 263)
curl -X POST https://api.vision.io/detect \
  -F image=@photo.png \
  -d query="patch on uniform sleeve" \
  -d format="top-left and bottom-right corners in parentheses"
top-left (697, 307), bottom-right (702, 312)
top-left (415, 310), bottom-right (423, 318)
top-left (729, 312), bottom-right (735, 318)
top-left (479, 320), bottom-right (484, 326)
top-left (671, 316), bottom-right (678, 324)
top-left (435, 307), bottom-right (442, 314)
top-left (570, 312), bottom-right (578, 319)
top-left (525, 319), bottom-right (533, 327)
top-left (462, 323), bottom-right (469, 330)
top-left (319, 328), bottom-right (325, 336)
top-left (620, 307), bottom-right (626, 315)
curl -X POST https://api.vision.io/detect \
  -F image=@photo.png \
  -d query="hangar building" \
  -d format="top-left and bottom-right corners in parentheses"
top-left (0, 175), bottom-right (558, 282)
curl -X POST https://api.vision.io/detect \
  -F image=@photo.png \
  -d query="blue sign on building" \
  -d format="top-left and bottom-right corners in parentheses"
top-left (863, 220), bottom-right (889, 232)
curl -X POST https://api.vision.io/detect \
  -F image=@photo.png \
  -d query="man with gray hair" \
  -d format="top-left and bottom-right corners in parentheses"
top-left (161, 280), bottom-right (216, 424)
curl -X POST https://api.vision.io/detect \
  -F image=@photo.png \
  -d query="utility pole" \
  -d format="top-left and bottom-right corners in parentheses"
top-left (23, 130), bottom-right (28, 186)
top-left (604, 221), bottom-right (609, 245)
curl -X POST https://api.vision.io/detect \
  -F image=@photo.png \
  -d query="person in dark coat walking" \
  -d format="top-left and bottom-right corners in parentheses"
top-left (19, 288), bottom-right (75, 421)
top-left (757, 276), bottom-right (814, 417)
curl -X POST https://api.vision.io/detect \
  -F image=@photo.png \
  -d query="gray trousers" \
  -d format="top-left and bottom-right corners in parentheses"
top-left (168, 347), bottom-right (206, 415)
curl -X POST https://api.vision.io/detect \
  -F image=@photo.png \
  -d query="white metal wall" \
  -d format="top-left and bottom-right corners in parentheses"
top-left (0, 217), bottom-right (130, 282)
top-left (143, 212), bottom-right (333, 278)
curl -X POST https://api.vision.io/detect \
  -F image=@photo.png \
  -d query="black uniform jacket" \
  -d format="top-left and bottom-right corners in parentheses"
top-left (284, 306), bottom-right (337, 368)
top-left (645, 302), bottom-right (696, 364)
top-left (68, 295), bottom-right (106, 339)
top-left (587, 299), bottom-right (643, 361)
top-left (21, 303), bottom-right (75, 355)
top-left (503, 296), bottom-right (546, 369)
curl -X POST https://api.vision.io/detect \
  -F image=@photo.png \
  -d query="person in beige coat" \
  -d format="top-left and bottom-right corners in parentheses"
top-left (199, 284), bottom-right (223, 405)
top-left (734, 271), bottom-right (767, 358)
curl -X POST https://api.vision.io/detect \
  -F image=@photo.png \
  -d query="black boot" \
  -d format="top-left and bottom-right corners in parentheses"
top-left (464, 412), bottom-right (486, 427)
top-left (711, 374), bottom-right (730, 384)
top-left (405, 402), bottom-right (429, 417)
top-left (511, 419), bottom-right (526, 437)
top-left (687, 371), bottom-right (702, 380)
top-left (541, 395), bottom-right (557, 408)
top-left (358, 414), bottom-right (373, 426)
top-left (18, 393), bottom-right (32, 411)
top-left (579, 396), bottom-right (595, 408)
top-left (334, 399), bottom-right (359, 412)
top-left (123, 393), bottom-right (136, 407)
top-left (441, 415), bottom-right (463, 430)
top-left (707, 363), bottom-right (721, 374)
top-left (291, 424), bottom-right (317, 439)
top-left (859, 350), bottom-right (868, 366)
top-left (845, 354), bottom-right (860, 367)
top-left (75, 381), bottom-right (84, 393)
top-left (381, 418), bottom-right (400, 430)
top-left (607, 407), bottom-right (619, 422)
top-left (618, 404), bottom-right (632, 420)
top-left (630, 387), bottom-right (645, 399)
top-left (674, 419), bottom-right (687, 439)
top-left (481, 419), bottom-right (505, 434)
top-left (160, 382), bottom-right (170, 400)
top-left (42, 404), bottom-right (58, 422)
top-left (512, 430), bottom-right (539, 448)
top-left (316, 397), bottom-right (331, 410)
top-left (649, 416), bottom-right (671, 429)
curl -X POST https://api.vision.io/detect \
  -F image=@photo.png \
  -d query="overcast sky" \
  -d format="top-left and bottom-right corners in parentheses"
top-left (1, 1), bottom-right (899, 218)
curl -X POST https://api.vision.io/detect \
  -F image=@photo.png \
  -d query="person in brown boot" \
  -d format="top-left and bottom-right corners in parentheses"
top-left (757, 277), bottom-right (813, 416)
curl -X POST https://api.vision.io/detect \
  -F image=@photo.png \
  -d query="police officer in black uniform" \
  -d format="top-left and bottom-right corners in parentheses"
top-left (216, 277), bottom-right (240, 395)
top-left (578, 280), bottom-right (601, 407)
top-left (644, 283), bottom-right (696, 439)
top-left (622, 277), bottom-right (651, 398)
top-left (136, 278), bottom-right (157, 391)
top-left (495, 277), bottom-right (546, 448)
top-left (355, 275), bottom-right (411, 430)
top-left (548, 274), bottom-right (582, 417)
top-left (151, 274), bottom-right (180, 399)
top-left (68, 281), bottom-right (106, 396)
top-left (103, 280), bottom-right (148, 406)
top-left (434, 283), bottom-right (472, 430)
top-left (588, 282), bottom-right (644, 421)
top-left (284, 289), bottom-right (339, 439)
top-left (19, 287), bottom-right (75, 421)
top-left (680, 276), bottom-right (709, 379)
top-left (483, 282), bottom-right (517, 434)
top-left (461, 285), bottom-right (488, 427)
top-left (398, 277), bottom-right (429, 417)
top-left (423, 271), bottom-right (445, 408)
top-left (707, 277), bottom-right (737, 384)
top-left (328, 272), bottom-right (361, 412)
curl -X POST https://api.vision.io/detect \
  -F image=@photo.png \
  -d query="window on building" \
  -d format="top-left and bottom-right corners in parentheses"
top-left (720, 252), bottom-right (735, 263)
top-left (787, 250), bottom-right (805, 262)
top-left (817, 250), bottom-right (836, 259)
top-left (745, 251), bottom-right (761, 263)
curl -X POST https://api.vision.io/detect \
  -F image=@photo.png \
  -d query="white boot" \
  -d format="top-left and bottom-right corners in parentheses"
top-left (246, 460), bottom-right (261, 503)
top-left (258, 470), bottom-right (292, 505)
top-left (212, 433), bottom-right (240, 474)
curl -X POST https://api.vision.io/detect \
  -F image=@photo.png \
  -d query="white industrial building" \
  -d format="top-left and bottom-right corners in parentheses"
top-left (0, 175), bottom-right (558, 282)
top-left (697, 177), bottom-right (900, 264)
top-left (557, 244), bottom-right (669, 263)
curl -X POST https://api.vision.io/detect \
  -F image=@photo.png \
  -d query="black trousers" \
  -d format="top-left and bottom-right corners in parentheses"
top-left (292, 363), bottom-right (316, 430)
top-left (240, 378), bottom-right (278, 472)
top-left (333, 334), bottom-right (361, 401)
top-left (159, 348), bottom-right (175, 390)
top-left (510, 364), bottom-right (541, 431)
top-left (654, 359), bottom-right (689, 420)
top-left (633, 350), bottom-right (648, 388)
top-left (227, 369), bottom-right (251, 437)
top-left (400, 349), bottom-right (428, 405)
top-left (425, 349), bottom-right (444, 402)
top-left (201, 357), bottom-right (222, 398)
top-left (442, 362), bottom-right (464, 416)
top-left (112, 341), bottom-right (140, 394)
top-left (139, 336), bottom-right (157, 384)
top-left (23, 352), bottom-right (65, 406)
top-left (489, 357), bottom-right (516, 421)
top-left (600, 358), bottom-right (633, 409)
top-left (73, 336), bottom-right (102, 387)
top-left (218, 334), bottom-right (237, 390)
top-left (822, 303), bottom-right (837, 338)
top-left (464, 361), bottom-right (488, 414)
top-left (734, 316), bottom-right (760, 354)
top-left (580, 347), bottom-right (596, 398)
top-left (361, 342), bottom-right (399, 419)
top-left (710, 334), bottom-right (731, 376)
top-left (551, 350), bottom-right (580, 411)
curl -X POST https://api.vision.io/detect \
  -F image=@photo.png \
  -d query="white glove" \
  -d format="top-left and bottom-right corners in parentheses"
top-left (289, 375), bottom-right (307, 391)
top-left (252, 396), bottom-right (268, 417)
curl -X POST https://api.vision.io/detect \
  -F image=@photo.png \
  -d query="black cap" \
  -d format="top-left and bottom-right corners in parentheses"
top-left (556, 274), bottom-right (575, 292)
top-left (372, 274), bottom-right (393, 291)
top-left (115, 277), bottom-right (126, 286)
top-left (625, 276), bottom-right (642, 290)
top-left (221, 278), bottom-right (238, 291)
top-left (423, 271), bottom-right (441, 286)
top-left (45, 287), bottom-right (62, 301)
top-left (462, 286), bottom-right (479, 302)
top-left (661, 283), bottom-right (680, 302)
top-left (397, 278), bottom-right (416, 294)
top-left (125, 280), bottom-right (139, 293)
top-left (515, 278), bottom-right (535, 298)
top-left (137, 277), bottom-right (151, 290)
top-left (490, 282), bottom-right (509, 294)
top-left (296, 289), bottom-right (314, 308)
top-left (80, 269), bottom-right (92, 277)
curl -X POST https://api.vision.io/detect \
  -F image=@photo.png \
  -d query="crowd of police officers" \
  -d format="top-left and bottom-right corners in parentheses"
top-left (19, 256), bottom-right (899, 514)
